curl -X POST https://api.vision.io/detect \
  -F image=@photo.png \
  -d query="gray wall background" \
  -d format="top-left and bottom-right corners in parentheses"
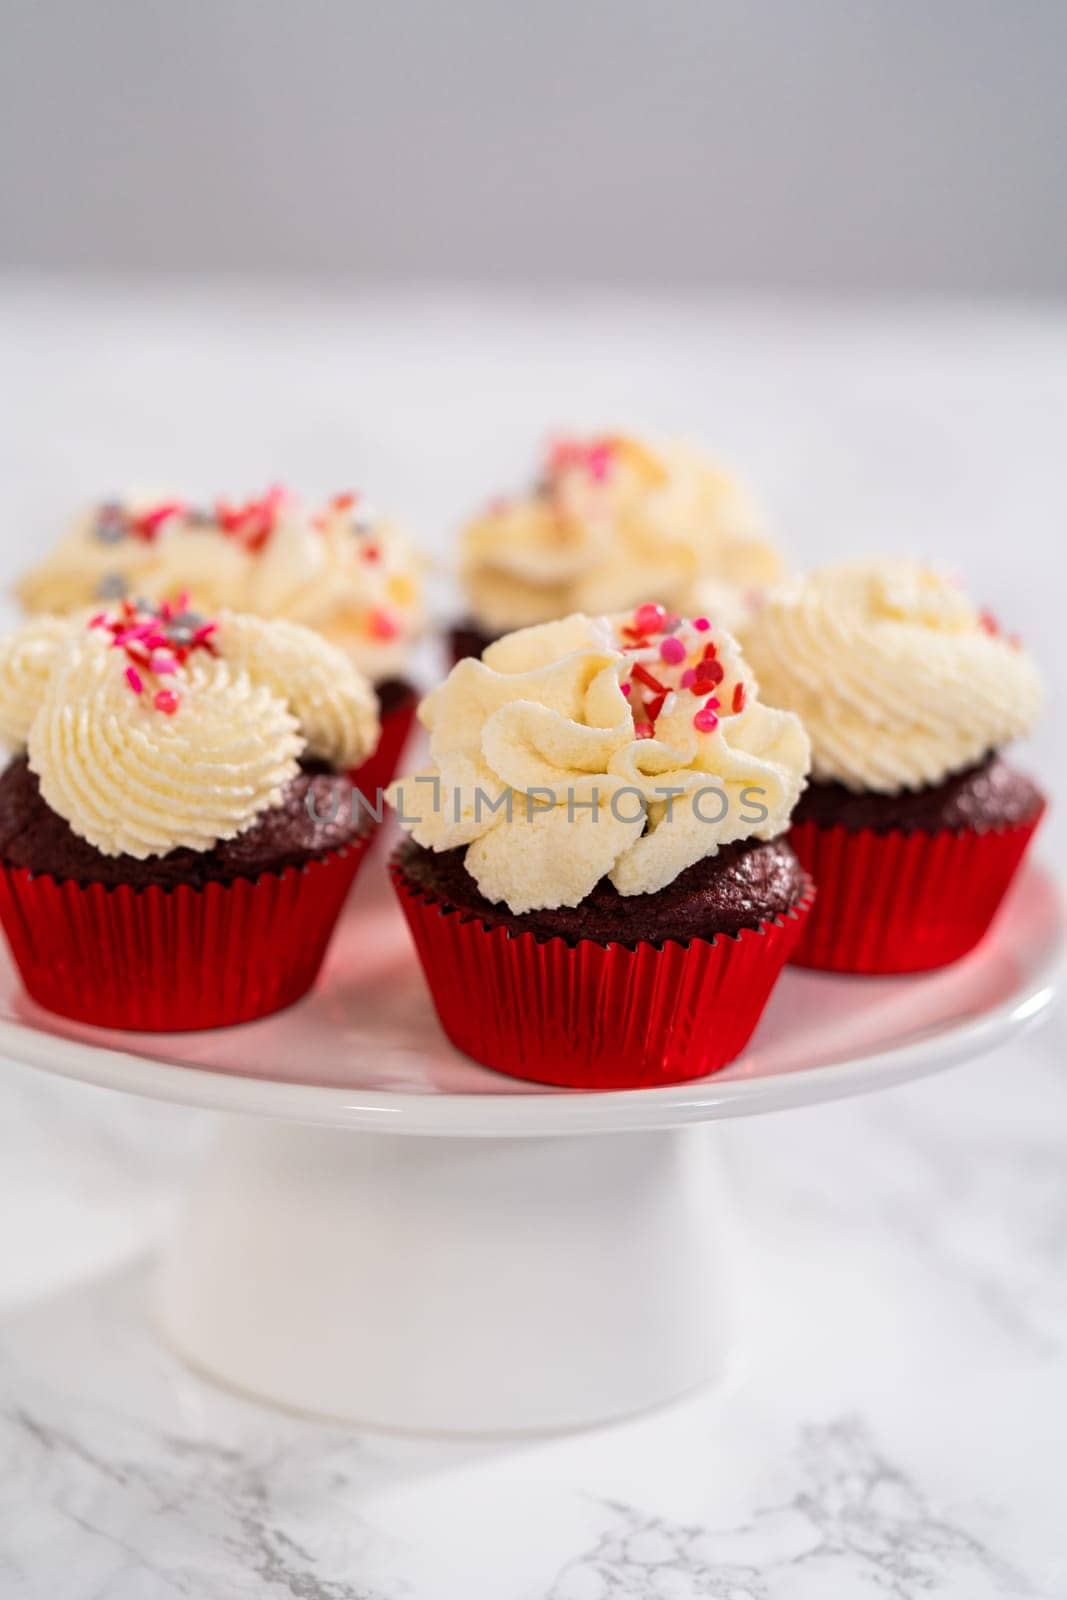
top-left (2, 0), bottom-right (1066, 295)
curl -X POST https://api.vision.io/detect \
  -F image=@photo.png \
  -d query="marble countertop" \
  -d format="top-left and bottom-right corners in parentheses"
top-left (0, 283), bottom-right (1064, 1599)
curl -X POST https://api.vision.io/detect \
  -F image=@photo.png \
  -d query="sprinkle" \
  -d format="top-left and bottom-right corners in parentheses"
top-left (631, 662), bottom-right (667, 695)
top-left (732, 681), bottom-right (746, 713)
top-left (191, 622), bottom-right (218, 645)
top-left (154, 688), bottom-right (180, 715)
top-left (331, 491), bottom-right (357, 512)
top-left (634, 602), bottom-right (667, 634)
top-left (150, 654), bottom-right (179, 675)
top-left (368, 607), bottom-right (399, 640)
top-left (658, 636), bottom-right (686, 665)
top-left (693, 617), bottom-right (711, 632)
top-left (645, 692), bottom-right (666, 723)
top-left (620, 681), bottom-right (631, 697)
top-left (979, 608), bottom-right (1000, 636)
top-left (697, 659), bottom-right (725, 688)
top-left (680, 668), bottom-right (697, 690)
top-left (125, 665), bottom-right (144, 695)
top-left (361, 544), bottom-right (381, 563)
top-left (88, 612), bottom-right (108, 629)
top-left (693, 704), bottom-right (719, 734)
top-left (701, 640), bottom-right (719, 661)
top-left (634, 721), bottom-right (655, 740)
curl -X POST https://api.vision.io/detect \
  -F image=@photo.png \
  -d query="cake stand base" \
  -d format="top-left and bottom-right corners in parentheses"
top-left (157, 1119), bottom-right (729, 1433)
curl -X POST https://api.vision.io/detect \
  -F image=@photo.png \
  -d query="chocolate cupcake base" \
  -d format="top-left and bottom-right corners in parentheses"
top-left (395, 835), bottom-right (808, 947)
top-left (448, 620), bottom-right (500, 666)
top-left (391, 841), bottom-right (813, 1089)
top-left (0, 756), bottom-right (374, 1030)
top-left (793, 754), bottom-right (1043, 836)
top-left (788, 756), bottom-right (1045, 974)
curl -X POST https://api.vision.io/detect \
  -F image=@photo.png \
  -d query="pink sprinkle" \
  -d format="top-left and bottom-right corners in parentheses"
top-left (634, 602), bottom-right (666, 634)
top-left (732, 681), bottom-right (746, 714)
top-left (658, 636), bottom-right (686, 665)
top-left (125, 665), bottom-right (144, 695)
top-left (693, 704), bottom-right (719, 734)
top-left (693, 617), bottom-right (711, 632)
top-left (150, 654), bottom-right (179, 675)
top-left (680, 668), bottom-right (697, 689)
top-left (634, 721), bottom-right (655, 740)
top-left (191, 622), bottom-right (218, 645)
top-left (88, 612), bottom-right (107, 629)
top-left (369, 607), bottom-right (400, 640)
top-left (620, 681), bottom-right (631, 697)
top-left (154, 688), bottom-right (180, 715)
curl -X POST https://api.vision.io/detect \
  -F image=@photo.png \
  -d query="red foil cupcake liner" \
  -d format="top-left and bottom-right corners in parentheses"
top-left (787, 808), bottom-right (1045, 974)
top-left (0, 836), bottom-right (372, 1032)
top-left (390, 852), bottom-right (814, 1090)
top-left (350, 690), bottom-right (418, 804)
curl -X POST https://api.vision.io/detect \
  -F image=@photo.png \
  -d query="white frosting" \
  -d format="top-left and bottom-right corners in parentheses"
top-left (743, 559), bottom-right (1043, 793)
top-left (387, 611), bottom-right (809, 914)
top-left (248, 501), bottom-right (425, 682)
top-left (459, 436), bottom-right (783, 633)
top-left (16, 491), bottom-right (425, 684)
top-left (0, 605), bottom-right (380, 858)
top-left (217, 613), bottom-right (380, 772)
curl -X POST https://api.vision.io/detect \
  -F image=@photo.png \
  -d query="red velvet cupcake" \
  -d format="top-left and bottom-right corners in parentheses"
top-left (0, 601), bottom-right (380, 1029)
top-left (388, 606), bottom-right (813, 1089)
top-left (744, 560), bottom-right (1045, 973)
top-left (452, 433), bottom-right (782, 664)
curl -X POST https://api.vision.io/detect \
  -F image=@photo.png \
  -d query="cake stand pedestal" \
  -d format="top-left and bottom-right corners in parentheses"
top-left (0, 862), bottom-right (1060, 1434)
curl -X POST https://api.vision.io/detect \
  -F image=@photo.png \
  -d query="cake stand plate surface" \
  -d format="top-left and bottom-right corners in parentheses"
top-left (0, 857), bottom-right (1060, 1433)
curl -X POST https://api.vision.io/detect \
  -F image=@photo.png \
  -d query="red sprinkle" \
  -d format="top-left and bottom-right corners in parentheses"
top-left (732, 682), bottom-right (746, 714)
top-left (125, 665), bottom-right (144, 695)
top-left (644, 693), bottom-right (666, 724)
top-left (154, 688), bottom-right (180, 715)
top-left (634, 721), bottom-right (655, 740)
top-left (697, 659), bottom-right (725, 687)
top-left (631, 663), bottom-right (667, 695)
top-left (693, 705), bottom-right (719, 734)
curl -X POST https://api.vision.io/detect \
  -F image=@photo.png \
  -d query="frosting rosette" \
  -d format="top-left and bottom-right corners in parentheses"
top-left (16, 488), bottom-right (425, 685)
top-left (0, 599), bottom-right (379, 858)
top-left (459, 434), bottom-right (783, 635)
top-left (743, 559), bottom-right (1043, 794)
top-left (388, 605), bottom-right (809, 915)
top-left (247, 494), bottom-right (425, 683)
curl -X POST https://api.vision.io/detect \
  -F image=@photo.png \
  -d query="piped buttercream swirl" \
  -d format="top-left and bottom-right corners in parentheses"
top-left (387, 608), bottom-right (809, 914)
top-left (0, 603), bottom-right (380, 858)
top-left (459, 435), bottom-right (783, 634)
top-left (742, 559), bottom-right (1043, 793)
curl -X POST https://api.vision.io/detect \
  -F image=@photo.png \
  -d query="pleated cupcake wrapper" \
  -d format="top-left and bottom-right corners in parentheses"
top-left (391, 852), bottom-right (815, 1090)
top-left (350, 690), bottom-right (418, 805)
top-left (787, 807), bottom-right (1045, 975)
top-left (0, 834), bottom-right (372, 1032)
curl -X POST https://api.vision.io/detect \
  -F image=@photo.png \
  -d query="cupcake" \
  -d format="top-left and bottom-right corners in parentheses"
top-left (743, 559), bottom-right (1045, 973)
top-left (451, 433), bottom-right (783, 662)
top-left (388, 605), bottom-right (812, 1089)
top-left (0, 599), bottom-right (380, 1029)
top-left (16, 486), bottom-right (426, 798)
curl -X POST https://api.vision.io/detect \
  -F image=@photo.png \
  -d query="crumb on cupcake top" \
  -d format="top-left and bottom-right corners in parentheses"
top-left (15, 487), bottom-right (425, 685)
top-left (458, 434), bottom-right (783, 635)
top-left (0, 600), bottom-right (379, 858)
top-left (387, 604), bottom-right (809, 915)
top-left (743, 559), bottom-right (1043, 794)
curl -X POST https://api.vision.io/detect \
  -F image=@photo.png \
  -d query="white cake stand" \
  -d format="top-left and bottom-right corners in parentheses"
top-left (0, 852), bottom-right (1061, 1434)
